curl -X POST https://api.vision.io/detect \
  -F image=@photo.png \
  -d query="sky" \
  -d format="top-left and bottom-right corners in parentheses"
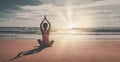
top-left (0, 0), bottom-right (120, 29)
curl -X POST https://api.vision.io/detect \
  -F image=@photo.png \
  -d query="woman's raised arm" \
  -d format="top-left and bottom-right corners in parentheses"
top-left (46, 18), bottom-right (51, 31)
top-left (40, 17), bottom-right (45, 31)
top-left (44, 15), bottom-right (51, 30)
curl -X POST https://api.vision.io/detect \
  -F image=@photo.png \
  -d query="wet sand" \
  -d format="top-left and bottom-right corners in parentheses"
top-left (0, 39), bottom-right (120, 62)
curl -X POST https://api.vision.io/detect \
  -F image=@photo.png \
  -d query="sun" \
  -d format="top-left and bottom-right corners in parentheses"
top-left (67, 22), bottom-right (76, 29)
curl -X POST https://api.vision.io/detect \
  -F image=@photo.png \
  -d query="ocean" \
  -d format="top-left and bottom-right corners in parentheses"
top-left (0, 27), bottom-right (120, 41)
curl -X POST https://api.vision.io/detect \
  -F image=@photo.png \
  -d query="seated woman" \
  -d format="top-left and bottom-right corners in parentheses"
top-left (38, 15), bottom-right (54, 47)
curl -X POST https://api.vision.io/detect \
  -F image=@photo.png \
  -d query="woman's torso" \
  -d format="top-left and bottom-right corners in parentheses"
top-left (42, 30), bottom-right (50, 45)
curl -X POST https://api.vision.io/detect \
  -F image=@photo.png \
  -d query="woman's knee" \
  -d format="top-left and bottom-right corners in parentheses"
top-left (51, 40), bottom-right (54, 42)
top-left (38, 39), bottom-right (41, 41)
top-left (38, 39), bottom-right (42, 43)
top-left (50, 40), bottom-right (54, 44)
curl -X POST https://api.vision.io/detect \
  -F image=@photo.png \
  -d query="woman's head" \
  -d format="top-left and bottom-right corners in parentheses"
top-left (43, 22), bottom-right (48, 30)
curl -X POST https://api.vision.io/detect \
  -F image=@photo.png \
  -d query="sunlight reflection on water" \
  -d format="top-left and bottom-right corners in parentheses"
top-left (0, 34), bottom-right (120, 41)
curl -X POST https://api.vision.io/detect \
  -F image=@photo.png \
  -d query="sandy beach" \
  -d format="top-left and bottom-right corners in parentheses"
top-left (0, 39), bottom-right (120, 62)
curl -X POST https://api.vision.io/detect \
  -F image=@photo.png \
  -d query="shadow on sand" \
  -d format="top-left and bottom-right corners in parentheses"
top-left (9, 46), bottom-right (48, 61)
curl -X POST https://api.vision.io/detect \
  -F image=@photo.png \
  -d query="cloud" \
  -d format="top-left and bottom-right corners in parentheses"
top-left (0, 0), bottom-right (42, 18)
top-left (70, 0), bottom-right (120, 21)
top-left (0, 0), bottom-right (106, 18)
top-left (84, 3), bottom-right (120, 20)
top-left (0, 0), bottom-right (41, 10)
top-left (0, 0), bottom-right (120, 27)
top-left (83, 3), bottom-right (120, 10)
top-left (39, 0), bottom-right (103, 6)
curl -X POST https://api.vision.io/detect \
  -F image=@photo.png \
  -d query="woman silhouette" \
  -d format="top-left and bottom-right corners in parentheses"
top-left (38, 15), bottom-right (54, 47)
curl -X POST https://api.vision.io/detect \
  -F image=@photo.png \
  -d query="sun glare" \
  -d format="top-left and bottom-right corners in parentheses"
top-left (55, 0), bottom-right (94, 29)
top-left (67, 22), bottom-right (76, 28)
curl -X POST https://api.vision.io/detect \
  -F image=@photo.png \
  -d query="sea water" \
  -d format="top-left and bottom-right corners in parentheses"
top-left (0, 27), bottom-right (120, 41)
